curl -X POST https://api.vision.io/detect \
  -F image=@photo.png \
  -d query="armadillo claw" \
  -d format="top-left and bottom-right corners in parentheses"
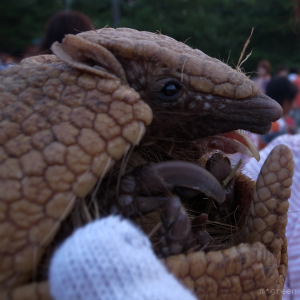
top-left (152, 161), bottom-right (225, 203)
top-left (109, 161), bottom-right (226, 217)
top-left (159, 196), bottom-right (192, 257)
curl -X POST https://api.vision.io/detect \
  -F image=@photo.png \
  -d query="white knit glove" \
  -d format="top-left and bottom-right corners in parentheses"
top-left (49, 215), bottom-right (197, 300)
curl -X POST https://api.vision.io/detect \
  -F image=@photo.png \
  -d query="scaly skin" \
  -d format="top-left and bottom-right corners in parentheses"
top-left (0, 55), bottom-right (152, 297)
top-left (0, 28), bottom-right (291, 299)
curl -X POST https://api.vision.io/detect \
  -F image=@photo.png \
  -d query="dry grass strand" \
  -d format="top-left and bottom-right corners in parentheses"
top-left (236, 27), bottom-right (254, 72)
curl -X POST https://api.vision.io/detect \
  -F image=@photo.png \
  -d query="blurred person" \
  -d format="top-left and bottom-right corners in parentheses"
top-left (275, 65), bottom-right (289, 78)
top-left (0, 53), bottom-right (14, 71)
top-left (288, 66), bottom-right (299, 82)
top-left (258, 77), bottom-right (298, 149)
top-left (30, 10), bottom-right (95, 56)
top-left (251, 59), bottom-right (271, 93)
top-left (289, 67), bottom-right (300, 131)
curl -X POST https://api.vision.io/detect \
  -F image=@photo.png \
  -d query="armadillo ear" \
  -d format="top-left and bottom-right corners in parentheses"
top-left (51, 34), bottom-right (127, 84)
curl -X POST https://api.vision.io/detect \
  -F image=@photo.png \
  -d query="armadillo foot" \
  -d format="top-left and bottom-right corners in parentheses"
top-left (164, 144), bottom-right (294, 300)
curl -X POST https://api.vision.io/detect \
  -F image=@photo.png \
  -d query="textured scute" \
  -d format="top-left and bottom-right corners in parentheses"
top-left (78, 28), bottom-right (259, 100)
top-left (164, 242), bottom-right (282, 300)
top-left (0, 58), bottom-right (152, 289)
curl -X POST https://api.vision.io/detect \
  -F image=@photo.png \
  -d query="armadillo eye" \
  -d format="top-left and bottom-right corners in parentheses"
top-left (160, 81), bottom-right (182, 100)
top-left (163, 83), bottom-right (180, 96)
top-left (153, 78), bottom-right (184, 103)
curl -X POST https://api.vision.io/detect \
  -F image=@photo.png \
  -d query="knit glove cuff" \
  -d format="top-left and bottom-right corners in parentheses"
top-left (49, 215), bottom-right (197, 300)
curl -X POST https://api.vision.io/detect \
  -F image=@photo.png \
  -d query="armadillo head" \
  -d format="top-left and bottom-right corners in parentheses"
top-left (53, 28), bottom-right (282, 161)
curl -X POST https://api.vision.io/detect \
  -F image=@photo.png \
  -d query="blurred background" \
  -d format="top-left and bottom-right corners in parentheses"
top-left (1, 0), bottom-right (300, 75)
top-left (0, 0), bottom-right (300, 75)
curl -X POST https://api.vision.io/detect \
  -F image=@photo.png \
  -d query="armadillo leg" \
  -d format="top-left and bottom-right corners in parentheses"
top-left (244, 144), bottom-right (294, 263)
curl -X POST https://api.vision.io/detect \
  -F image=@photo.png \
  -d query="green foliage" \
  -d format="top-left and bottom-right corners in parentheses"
top-left (120, 0), bottom-right (300, 73)
top-left (0, 0), bottom-right (299, 73)
top-left (0, 0), bottom-right (65, 55)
